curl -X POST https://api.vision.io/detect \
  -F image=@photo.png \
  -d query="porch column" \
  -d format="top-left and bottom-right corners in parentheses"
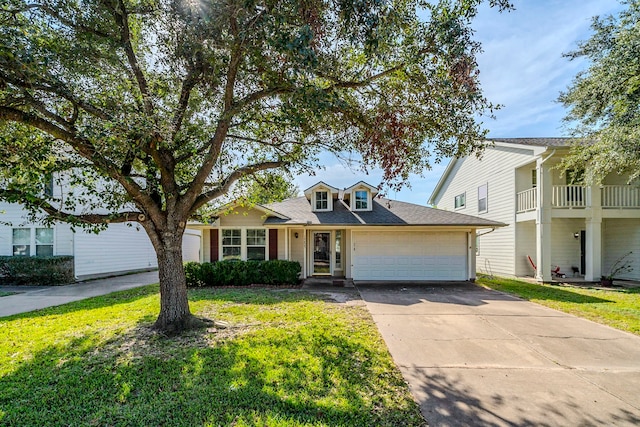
top-left (468, 231), bottom-right (476, 281)
top-left (585, 185), bottom-right (603, 281)
top-left (535, 159), bottom-right (552, 282)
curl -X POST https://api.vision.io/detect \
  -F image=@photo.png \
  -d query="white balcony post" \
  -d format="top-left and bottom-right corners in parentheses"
top-left (585, 185), bottom-right (602, 281)
top-left (535, 160), bottom-right (552, 282)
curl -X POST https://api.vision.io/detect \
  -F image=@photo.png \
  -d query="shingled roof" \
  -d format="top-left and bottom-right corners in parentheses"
top-left (263, 197), bottom-right (505, 228)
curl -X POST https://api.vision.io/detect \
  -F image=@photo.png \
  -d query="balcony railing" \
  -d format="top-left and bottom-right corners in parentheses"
top-left (516, 187), bottom-right (537, 212)
top-left (602, 185), bottom-right (640, 208)
top-left (517, 185), bottom-right (640, 213)
top-left (552, 185), bottom-right (588, 208)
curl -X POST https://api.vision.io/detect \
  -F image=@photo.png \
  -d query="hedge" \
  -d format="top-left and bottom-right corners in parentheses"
top-left (0, 256), bottom-right (75, 285)
top-left (184, 260), bottom-right (301, 287)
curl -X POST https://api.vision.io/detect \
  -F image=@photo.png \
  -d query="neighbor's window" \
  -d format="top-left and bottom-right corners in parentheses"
top-left (44, 174), bottom-right (54, 197)
top-left (222, 229), bottom-right (242, 260)
top-left (246, 229), bottom-right (266, 261)
top-left (12, 228), bottom-right (53, 256)
top-left (35, 228), bottom-right (54, 256)
top-left (454, 193), bottom-right (466, 209)
top-left (531, 170), bottom-right (537, 188)
top-left (315, 191), bottom-right (328, 210)
top-left (478, 184), bottom-right (488, 213)
top-left (355, 190), bottom-right (368, 210)
top-left (12, 228), bottom-right (31, 256)
top-left (566, 168), bottom-right (585, 185)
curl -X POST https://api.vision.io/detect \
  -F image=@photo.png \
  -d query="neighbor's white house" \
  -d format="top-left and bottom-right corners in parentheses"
top-left (187, 181), bottom-right (504, 282)
top-left (0, 178), bottom-right (201, 280)
top-left (429, 138), bottom-right (640, 282)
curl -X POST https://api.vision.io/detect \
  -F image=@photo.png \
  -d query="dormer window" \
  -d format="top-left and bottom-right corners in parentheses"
top-left (315, 191), bottom-right (328, 210)
top-left (355, 190), bottom-right (368, 210)
top-left (304, 182), bottom-right (339, 212)
top-left (344, 181), bottom-right (377, 212)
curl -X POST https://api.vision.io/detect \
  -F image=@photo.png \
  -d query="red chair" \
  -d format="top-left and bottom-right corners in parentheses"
top-left (527, 256), bottom-right (566, 278)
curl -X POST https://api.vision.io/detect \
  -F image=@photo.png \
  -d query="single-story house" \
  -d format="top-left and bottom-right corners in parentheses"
top-left (188, 181), bottom-right (505, 281)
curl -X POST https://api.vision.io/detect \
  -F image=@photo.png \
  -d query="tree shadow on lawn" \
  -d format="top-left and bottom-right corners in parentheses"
top-left (480, 280), bottom-right (614, 305)
top-left (0, 284), bottom-right (161, 322)
top-left (0, 292), bottom-right (425, 427)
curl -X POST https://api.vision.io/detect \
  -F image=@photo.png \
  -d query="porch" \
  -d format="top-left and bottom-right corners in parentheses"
top-left (517, 185), bottom-right (640, 213)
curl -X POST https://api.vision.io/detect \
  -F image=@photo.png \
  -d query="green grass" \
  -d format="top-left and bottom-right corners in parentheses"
top-left (477, 275), bottom-right (640, 335)
top-left (0, 285), bottom-right (424, 427)
top-left (0, 291), bottom-right (15, 297)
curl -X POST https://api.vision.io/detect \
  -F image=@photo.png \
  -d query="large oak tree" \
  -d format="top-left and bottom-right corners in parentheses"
top-left (0, 0), bottom-right (510, 333)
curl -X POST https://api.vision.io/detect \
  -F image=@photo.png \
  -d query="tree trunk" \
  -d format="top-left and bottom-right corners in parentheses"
top-left (152, 238), bottom-right (195, 334)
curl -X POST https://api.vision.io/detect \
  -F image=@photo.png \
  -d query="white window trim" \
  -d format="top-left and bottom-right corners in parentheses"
top-left (454, 192), bottom-right (466, 210)
top-left (12, 227), bottom-right (56, 257)
top-left (478, 183), bottom-right (488, 214)
top-left (312, 189), bottom-right (333, 212)
top-left (218, 227), bottom-right (269, 261)
top-left (352, 189), bottom-right (371, 211)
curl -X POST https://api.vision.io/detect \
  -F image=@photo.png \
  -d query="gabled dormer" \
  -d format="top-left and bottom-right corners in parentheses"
top-left (304, 182), bottom-right (340, 212)
top-left (343, 181), bottom-right (378, 212)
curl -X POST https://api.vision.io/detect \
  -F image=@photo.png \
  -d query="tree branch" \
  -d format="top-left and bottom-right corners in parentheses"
top-left (171, 57), bottom-right (202, 141)
top-left (107, 0), bottom-right (154, 116)
top-left (191, 160), bottom-right (287, 212)
top-left (0, 106), bottom-right (164, 223)
top-left (0, 189), bottom-right (144, 225)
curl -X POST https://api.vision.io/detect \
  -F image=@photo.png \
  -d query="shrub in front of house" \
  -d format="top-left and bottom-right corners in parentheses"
top-left (0, 256), bottom-right (75, 285)
top-left (184, 260), bottom-right (301, 287)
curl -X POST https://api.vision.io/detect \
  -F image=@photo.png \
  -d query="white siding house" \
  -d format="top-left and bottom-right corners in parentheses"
top-left (1, 175), bottom-right (201, 280)
top-left (430, 138), bottom-right (640, 282)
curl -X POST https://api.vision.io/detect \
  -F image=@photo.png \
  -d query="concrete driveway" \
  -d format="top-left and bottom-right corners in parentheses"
top-left (357, 282), bottom-right (640, 427)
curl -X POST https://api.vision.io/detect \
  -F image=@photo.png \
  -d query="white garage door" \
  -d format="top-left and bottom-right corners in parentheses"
top-left (352, 231), bottom-right (468, 281)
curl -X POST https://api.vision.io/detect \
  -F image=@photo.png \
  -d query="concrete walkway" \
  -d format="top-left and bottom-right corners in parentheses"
top-left (0, 270), bottom-right (159, 317)
top-left (357, 282), bottom-right (640, 427)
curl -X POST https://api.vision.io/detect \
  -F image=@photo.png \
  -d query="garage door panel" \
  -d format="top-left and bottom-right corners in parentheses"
top-left (352, 231), bottom-right (467, 281)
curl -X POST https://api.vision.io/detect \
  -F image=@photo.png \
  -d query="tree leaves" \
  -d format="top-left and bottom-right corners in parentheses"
top-left (559, 0), bottom-right (640, 183)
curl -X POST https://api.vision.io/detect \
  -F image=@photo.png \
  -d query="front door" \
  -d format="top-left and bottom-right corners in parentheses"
top-left (580, 230), bottom-right (586, 274)
top-left (313, 232), bottom-right (331, 275)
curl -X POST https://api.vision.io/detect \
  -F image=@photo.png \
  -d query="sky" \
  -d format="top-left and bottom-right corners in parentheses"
top-left (293, 0), bottom-right (623, 205)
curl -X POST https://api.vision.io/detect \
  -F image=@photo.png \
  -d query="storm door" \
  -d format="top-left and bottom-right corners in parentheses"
top-left (313, 232), bottom-right (331, 275)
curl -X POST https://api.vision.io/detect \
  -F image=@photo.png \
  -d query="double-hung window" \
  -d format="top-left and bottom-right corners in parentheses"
top-left (12, 229), bottom-right (31, 256)
top-left (315, 191), bottom-right (328, 210)
top-left (478, 184), bottom-right (488, 213)
top-left (222, 229), bottom-right (242, 260)
top-left (454, 193), bottom-right (466, 209)
top-left (12, 228), bottom-right (54, 256)
top-left (246, 229), bottom-right (266, 261)
top-left (354, 190), bottom-right (368, 210)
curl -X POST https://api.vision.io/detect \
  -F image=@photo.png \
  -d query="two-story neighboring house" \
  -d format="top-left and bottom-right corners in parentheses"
top-left (188, 180), bottom-right (504, 282)
top-left (429, 138), bottom-right (640, 282)
top-left (1, 176), bottom-right (201, 280)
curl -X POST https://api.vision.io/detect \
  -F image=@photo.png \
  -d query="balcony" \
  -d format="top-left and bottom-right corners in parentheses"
top-left (516, 185), bottom-right (640, 213)
top-left (601, 185), bottom-right (640, 208)
top-left (552, 185), bottom-right (588, 208)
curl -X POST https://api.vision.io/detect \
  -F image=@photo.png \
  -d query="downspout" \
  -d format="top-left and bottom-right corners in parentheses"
top-left (471, 228), bottom-right (496, 281)
top-left (476, 227), bottom-right (496, 238)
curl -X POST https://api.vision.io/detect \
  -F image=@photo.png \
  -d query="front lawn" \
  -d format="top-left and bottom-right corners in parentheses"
top-left (0, 285), bottom-right (424, 426)
top-left (477, 276), bottom-right (640, 335)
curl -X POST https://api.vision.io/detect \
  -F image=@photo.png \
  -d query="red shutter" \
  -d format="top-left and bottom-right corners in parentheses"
top-left (269, 229), bottom-right (278, 260)
top-left (210, 229), bottom-right (219, 262)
